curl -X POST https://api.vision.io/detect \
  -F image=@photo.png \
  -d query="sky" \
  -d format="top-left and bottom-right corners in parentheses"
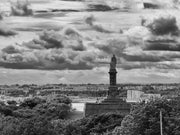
top-left (0, 0), bottom-right (180, 84)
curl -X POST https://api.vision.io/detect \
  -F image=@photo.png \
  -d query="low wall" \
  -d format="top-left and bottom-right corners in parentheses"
top-left (84, 102), bottom-right (130, 116)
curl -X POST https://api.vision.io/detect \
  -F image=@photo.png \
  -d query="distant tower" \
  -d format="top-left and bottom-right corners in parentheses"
top-left (109, 54), bottom-right (117, 86)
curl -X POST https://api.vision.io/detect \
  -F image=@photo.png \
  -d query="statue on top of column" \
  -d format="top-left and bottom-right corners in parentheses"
top-left (110, 54), bottom-right (117, 69)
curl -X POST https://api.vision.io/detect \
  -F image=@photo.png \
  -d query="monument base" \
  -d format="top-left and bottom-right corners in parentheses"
top-left (84, 98), bottom-right (130, 116)
top-left (85, 102), bottom-right (130, 117)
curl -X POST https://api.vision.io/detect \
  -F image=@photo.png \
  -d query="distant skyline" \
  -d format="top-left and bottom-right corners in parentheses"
top-left (0, 0), bottom-right (180, 84)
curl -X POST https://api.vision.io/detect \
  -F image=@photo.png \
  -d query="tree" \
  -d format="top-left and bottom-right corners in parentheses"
top-left (7, 100), bottom-right (17, 106)
top-left (19, 97), bottom-right (46, 109)
top-left (18, 116), bottom-right (57, 135)
top-left (65, 113), bottom-right (125, 135)
top-left (34, 102), bottom-right (71, 120)
top-left (0, 95), bottom-right (73, 135)
top-left (0, 115), bottom-right (21, 135)
top-left (117, 98), bottom-right (180, 135)
top-left (51, 95), bottom-right (72, 105)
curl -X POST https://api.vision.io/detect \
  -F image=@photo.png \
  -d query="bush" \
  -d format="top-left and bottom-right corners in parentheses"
top-left (18, 116), bottom-right (57, 135)
top-left (12, 108), bottom-right (37, 118)
top-left (116, 98), bottom-right (180, 135)
top-left (34, 102), bottom-right (71, 120)
top-left (0, 95), bottom-right (73, 135)
top-left (65, 113), bottom-right (125, 135)
top-left (0, 104), bottom-right (13, 116)
top-left (51, 95), bottom-right (72, 105)
top-left (7, 100), bottom-right (17, 106)
top-left (0, 115), bottom-right (21, 135)
top-left (20, 97), bottom-right (46, 109)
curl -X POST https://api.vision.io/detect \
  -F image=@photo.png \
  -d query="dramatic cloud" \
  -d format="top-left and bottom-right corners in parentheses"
top-left (120, 61), bottom-right (180, 70)
top-left (84, 15), bottom-right (112, 33)
top-left (101, 14), bottom-right (180, 70)
top-left (11, 1), bottom-right (33, 16)
top-left (94, 38), bottom-right (127, 57)
top-left (24, 28), bottom-right (86, 51)
top-left (1, 13), bottom-right (180, 72)
top-left (0, 24), bottom-right (17, 37)
top-left (2, 45), bottom-right (22, 54)
top-left (0, 27), bottom-right (97, 70)
top-left (144, 39), bottom-right (180, 51)
top-left (144, 15), bottom-right (179, 36)
top-left (140, 15), bottom-right (180, 52)
top-left (0, 48), bottom-right (96, 70)
top-left (0, 13), bottom-right (3, 20)
top-left (85, 15), bottom-right (96, 26)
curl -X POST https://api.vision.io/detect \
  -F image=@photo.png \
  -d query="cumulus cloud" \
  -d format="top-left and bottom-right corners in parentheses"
top-left (0, 24), bottom-right (17, 37)
top-left (144, 39), bottom-right (180, 51)
top-left (120, 60), bottom-right (180, 70)
top-left (24, 28), bottom-right (86, 51)
top-left (84, 15), bottom-right (112, 33)
top-left (139, 15), bottom-right (180, 52)
top-left (144, 15), bottom-right (179, 36)
top-left (84, 15), bottom-right (96, 26)
top-left (101, 14), bottom-right (180, 70)
top-left (0, 47), bottom-right (95, 70)
top-left (123, 48), bottom-right (180, 62)
top-left (2, 45), bottom-right (22, 54)
top-left (2, 14), bottom-right (180, 71)
top-left (11, 1), bottom-right (33, 16)
top-left (94, 39), bottom-right (127, 57)
top-left (0, 13), bottom-right (3, 20)
top-left (0, 27), bottom-right (97, 70)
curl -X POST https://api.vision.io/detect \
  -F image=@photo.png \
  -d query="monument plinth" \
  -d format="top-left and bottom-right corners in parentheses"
top-left (85, 55), bottom-right (130, 116)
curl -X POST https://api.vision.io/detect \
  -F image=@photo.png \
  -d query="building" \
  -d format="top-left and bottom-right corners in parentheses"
top-left (127, 90), bottom-right (161, 103)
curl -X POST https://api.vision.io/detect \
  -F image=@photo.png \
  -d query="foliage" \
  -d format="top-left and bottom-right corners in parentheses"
top-left (12, 108), bottom-right (37, 118)
top-left (0, 115), bottom-right (57, 135)
top-left (34, 102), bottom-right (71, 120)
top-left (7, 100), bottom-right (17, 106)
top-left (19, 97), bottom-right (46, 109)
top-left (0, 103), bottom-right (13, 116)
top-left (65, 112), bottom-right (124, 135)
top-left (115, 98), bottom-right (180, 135)
top-left (0, 115), bottom-right (21, 135)
top-left (0, 95), bottom-right (72, 135)
top-left (51, 94), bottom-right (72, 105)
top-left (18, 116), bottom-right (57, 135)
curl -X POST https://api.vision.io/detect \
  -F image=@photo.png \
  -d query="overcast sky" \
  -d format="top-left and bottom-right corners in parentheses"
top-left (0, 0), bottom-right (180, 84)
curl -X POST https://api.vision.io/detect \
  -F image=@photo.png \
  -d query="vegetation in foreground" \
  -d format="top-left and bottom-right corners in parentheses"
top-left (106, 97), bottom-right (180, 135)
top-left (0, 95), bottom-right (180, 135)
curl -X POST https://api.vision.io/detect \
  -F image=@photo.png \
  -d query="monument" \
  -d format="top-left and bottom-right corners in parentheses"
top-left (85, 55), bottom-right (131, 116)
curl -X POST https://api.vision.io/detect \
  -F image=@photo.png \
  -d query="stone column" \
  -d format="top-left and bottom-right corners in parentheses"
top-left (107, 55), bottom-right (119, 99)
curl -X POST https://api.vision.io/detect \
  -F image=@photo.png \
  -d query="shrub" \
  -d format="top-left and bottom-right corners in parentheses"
top-left (65, 112), bottom-right (125, 135)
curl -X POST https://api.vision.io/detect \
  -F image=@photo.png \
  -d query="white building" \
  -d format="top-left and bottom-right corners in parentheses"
top-left (127, 90), bottom-right (161, 103)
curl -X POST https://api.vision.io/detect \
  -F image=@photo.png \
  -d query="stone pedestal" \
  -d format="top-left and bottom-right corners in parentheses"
top-left (84, 86), bottom-right (131, 117)
top-left (85, 102), bottom-right (130, 116)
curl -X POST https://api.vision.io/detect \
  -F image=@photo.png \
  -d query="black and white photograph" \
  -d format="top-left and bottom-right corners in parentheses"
top-left (0, 0), bottom-right (180, 134)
